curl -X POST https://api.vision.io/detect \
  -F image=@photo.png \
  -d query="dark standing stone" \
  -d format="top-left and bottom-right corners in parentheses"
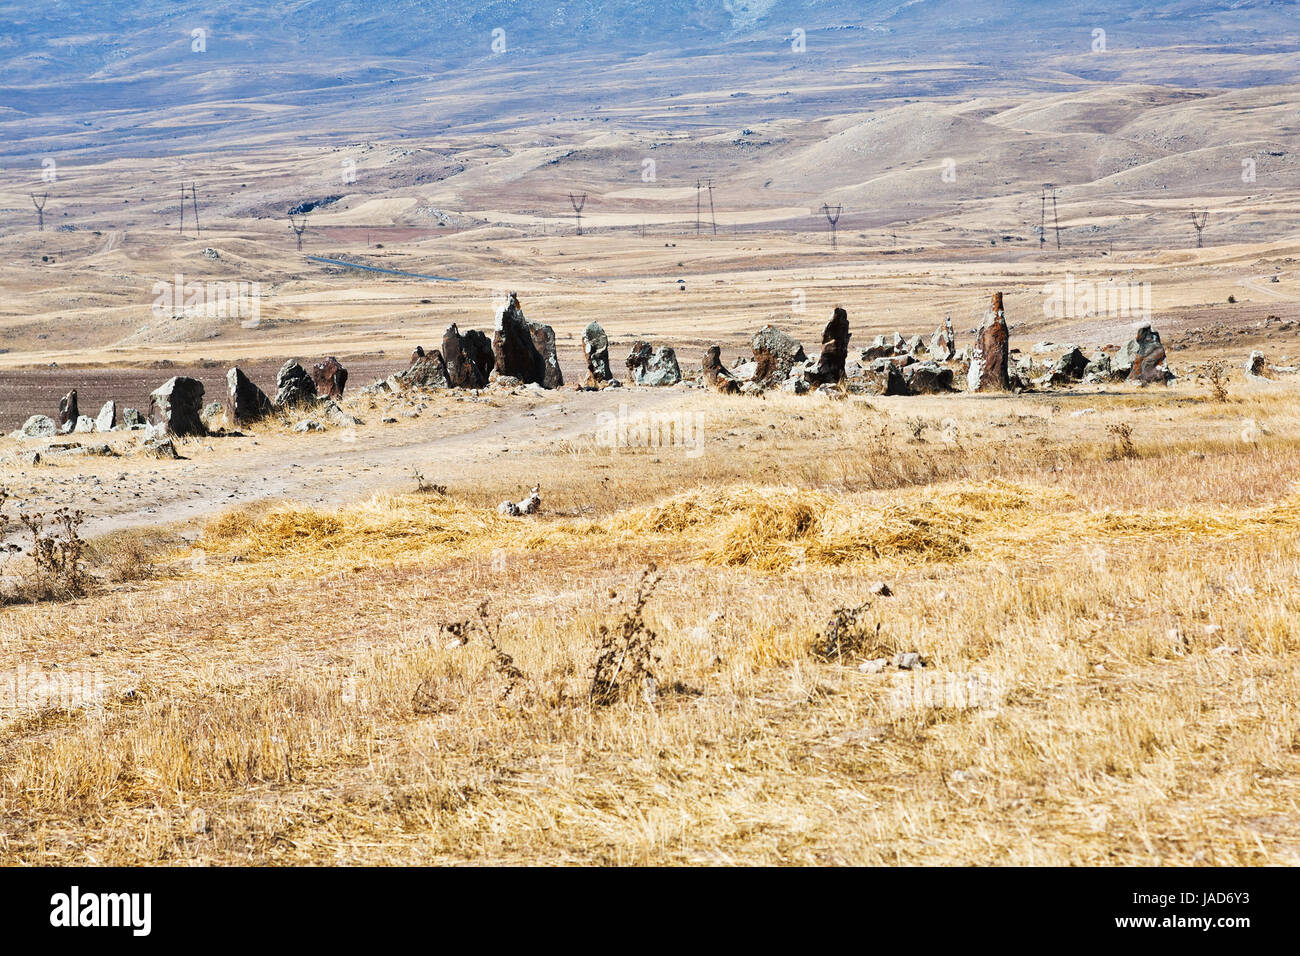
top-left (148, 376), bottom-right (207, 437)
top-left (58, 390), bottom-right (78, 430)
top-left (227, 367), bottom-right (274, 425)
top-left (444, 324), bottom-right (493, 388)
top-left (702, 346), bottom-right (740, 394)
top-left (808, 307), bottom-right (851, 385)
top-left (529, 321), bottom-right (564, 389)
top-left (492, 292), bottom-right (548, 386)
top-left (967, 292), bottom-right (1010, 391)
top-left (275, 360), bottom-right (318, 407)
top-left (583, 322), bottom-right (614, 385)
top-left (310, 356), bottom-right (349, 400)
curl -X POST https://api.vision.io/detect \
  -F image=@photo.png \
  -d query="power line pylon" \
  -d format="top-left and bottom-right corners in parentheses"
top-left (1190, 208), bottom-right (1209, 248)
top-left (30, 193), bottom-right (47, 232)
top-left (706, 179), bottom-right (717, 235)
top-left (179, 182), bottom-right (200, 236)
top-left (569, 192), bottom-right (587, 236)
top-left (288, 213), bottom-right (309, 251)
top-left (821, 203), bottom-right (842, 249)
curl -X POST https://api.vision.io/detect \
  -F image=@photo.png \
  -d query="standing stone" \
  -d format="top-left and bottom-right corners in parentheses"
top-left (808, 308), bottom-right (851, 385)
top-left (310, 356), bottom-right (349, 400)
top-left (404, 345), bottom-right (450, 388)
top-left (275, 360), bottom-right (318, 407)
top-left (227, 367), bottom-right (274, 425)
top-left (1245, 351), bottom-right (1270, 378)
top-left (929, 315), bottom-right (956, 361)
top-left (626, 342), bottom-right (682, 386)
top-left (123, 408), bottom-right (145, 428)
top-left (443, 324), bottom-right (493, 388)
top-left (1052, 346), bottom-right (1088, 381)
top-left (583, 322), bottom-right (614, 386)
top-left (967, 292), bottom-right (1010, 392)
top-left (702, 346), bottom-right (740, 394)
top-left (752, 326), bottom-right (807, 386)
top-left (493, 293), bottom-right (539, 383)
top-left (529, 321), bottom-right (564, 389)
top-left (95, 401), bottom-right (117, 432)
top-left (1118, 323), bottom-right (1170, 384)
top-left (57, 390), bottom-right (78, 430)
top-left (147, 376), bottom-right (207, 437)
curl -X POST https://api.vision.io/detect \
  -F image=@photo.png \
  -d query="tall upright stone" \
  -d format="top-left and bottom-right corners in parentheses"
top-left (310, 356), bottom-right (349, 400)
top-left (702, 345), bottom-right (740, 393)
top-left (58, 390), bottom-right (78, 430)
top-left (492, 292), bottom-right (560, 388)
top-left (1119, 323), bottom-right (1170, 385)
top-left (443, 323), bottom-right (493, 388)
top-left (752, 326), bottom-right (807, 386)
top-left (583, 322), bottom-right (614, 386)
top-left (930, 314), bottom-right (956, 361)
top-left (808, 307), bottom-right (850, 385)
top-left (967, 292), bottom-right (1010, 392)
top-left (148, 376), bottom-right (207, 437)
top-left (227, 366), bottom-right (274, 425)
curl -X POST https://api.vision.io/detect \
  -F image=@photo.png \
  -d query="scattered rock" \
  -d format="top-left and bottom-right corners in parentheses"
top-left (72, 414), bottom-right (96, 433)
top-left (293, 420), bottom-right (324, 433)
top-left (310, 356), bottom-right (349, 400)
top-left (752, 325), bottom-right (807, 386)
top-left (702, 345), bottom-right (740, 393)
top-left (95, 400), bottom-right (116, 432)
top-left (403, 345), bottom-right (450, 388)
top-left (967, 292), bottom-right (1010, 392)
top-left (227, 367), bottom-right (274, 425)
top-left (893, 652), bottom-right (924, 670)
top-left (498, 484), bottom-right (540, 516)
top-left (147, 376), bottom-right (207, 437)
top-left (1118, 322), bottom-right (1170, 385)
top-left (275, 360), bottom-right (318, 407)
top-left (929, 315), bottom-right (956, 361)
top-left (902, 361), bottom-right (955, 395)
top-left (853, 361), bottom-right (909, 396)
top-left (20, 415), bottom-right (56, 437)
top-left (626, 342), bottom-right (682, 386)
top-left (142, 437), bottom-right (180, 459)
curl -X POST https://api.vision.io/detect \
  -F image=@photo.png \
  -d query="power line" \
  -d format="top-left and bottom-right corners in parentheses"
top-left (706, 179), bottom-right (717, 235)
top-left (30, 193), bottom-right (47, 232)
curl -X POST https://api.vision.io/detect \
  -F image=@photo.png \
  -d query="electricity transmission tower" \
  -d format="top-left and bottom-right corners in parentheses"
top-left (706, 179), bottom-right (717, 235)
top-left (1042, 184), bottom-right (1061, 250)
top-left (30, 193), bottom-right (47, 232)
top-left (1190, 208), bottom-right (1209, 248)
top-left (568, 192), bottom-right (587, 236)
top-left (694, 180), bottom-right (702, 234)
top-left (288, 213), bottom-right (309, 251)
top-left (179, 182), bottom-right (200, 236)
top-left (821, 203), bottom-right (842, 249)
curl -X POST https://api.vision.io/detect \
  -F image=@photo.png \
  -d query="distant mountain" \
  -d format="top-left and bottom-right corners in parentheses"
top-left (0, 1), bottom-right (1295, 156)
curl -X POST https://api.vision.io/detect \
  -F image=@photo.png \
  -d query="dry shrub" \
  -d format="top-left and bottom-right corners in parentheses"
top-left (590, 565), bottom-right (662, 706)
top-left (810, 600), bottom-right (882, 663)
top-left (1107, 422), bottom-right (1137, 460)
top-left (17, 507), bottom-right (89, 601)
top-left (1205, 361), bottom-right (1230, 403)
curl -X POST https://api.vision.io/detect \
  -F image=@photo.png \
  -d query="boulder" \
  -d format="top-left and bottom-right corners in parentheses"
top-left (147, 376), bottom-right (207, 437)
top-left (95, 400), bottom-right (117, 432)
top-left (226, 367), bottom-right (274, 425)
top-left (310, 356), bottom-right (349, 400)
top-left (1052, 346), bottom-right (1088, 382)
top-left (1245, 351), bottom-right (1271, 378)
top-left (702, 345), bottom-right (740, 394)
top-left (201, 401), bottom-right (226, 430)
top-left (21, 415), bottom-right (57, 437)
top-left (906, 334), bottom-right (926, 357)
top-left (1083, 351), bottom-right (1113, 382)
top-left (142, 438), bottom-right (180, 459)
top-left (966, 292), bottom-right (1010, 392)
top-left (852, 361), bottom-right (909, 396)
top-left (404, 345), bottom-right (450, 388)
top-left (929, 315), bottom-right (956, 361)
top-left (808, 307), bottom-right (851, 385)
top-left (443, 324), bottom-right (494, 388)
top-left (626, 342), bottom-right (682, 386)
top-left (903, 362), bottom-right (955, 395)
top-left (752, 325), bottom-right (807, 386)
top-left (57, 390), bottom-right (78, 430)
top-left (1118, 323), bottom-right (1170, 385)
top-left (72, 415), bottom-right (96, 433)
top-left (861, 336), bottom-right (894, 362)
top-left (275, 360), bottom-right (318, 407)
top-left (582, 321), bottom-right (614, 386)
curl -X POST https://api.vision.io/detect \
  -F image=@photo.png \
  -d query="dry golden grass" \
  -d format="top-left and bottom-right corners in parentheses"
top-left (3, 379), bottom-right (1300, 865)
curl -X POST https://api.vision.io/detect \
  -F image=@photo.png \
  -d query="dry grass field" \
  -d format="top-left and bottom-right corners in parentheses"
top-left (3, 370), bottom-right (1300, 865)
